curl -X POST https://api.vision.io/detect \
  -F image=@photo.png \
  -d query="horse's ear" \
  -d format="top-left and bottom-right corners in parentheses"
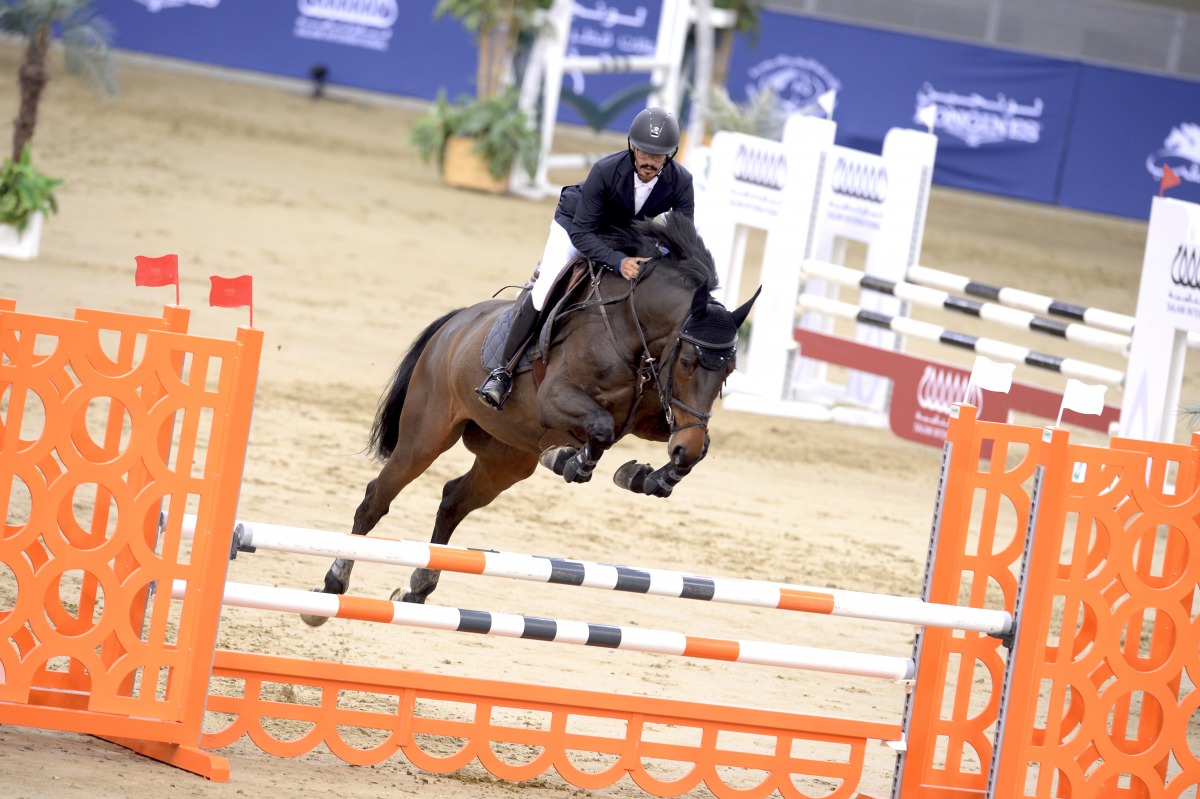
top-left (690, 286), bottom-right (709, 318)
top-left (731, 286), bottom-right (761, 328)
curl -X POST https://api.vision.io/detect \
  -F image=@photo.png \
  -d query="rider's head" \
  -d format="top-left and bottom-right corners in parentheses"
top-left (627, 107), bottom-right (680, 182)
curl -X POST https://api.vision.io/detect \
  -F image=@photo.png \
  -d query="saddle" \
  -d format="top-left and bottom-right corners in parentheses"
top-left (479, 258), bottom-right (598, 380)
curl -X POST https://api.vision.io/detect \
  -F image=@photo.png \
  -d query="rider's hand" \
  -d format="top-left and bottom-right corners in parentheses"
top-left (620, 256), bottom-right (648, 280)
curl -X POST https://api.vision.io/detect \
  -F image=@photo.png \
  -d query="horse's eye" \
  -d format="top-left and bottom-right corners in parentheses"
top-left (680, 356), bottom-right (697, 373)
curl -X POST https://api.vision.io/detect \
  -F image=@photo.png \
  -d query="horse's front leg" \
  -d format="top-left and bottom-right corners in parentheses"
top-left (537, 387), bottom-right (617, 484)
top-left (614, 433), bottom-right (710, 498)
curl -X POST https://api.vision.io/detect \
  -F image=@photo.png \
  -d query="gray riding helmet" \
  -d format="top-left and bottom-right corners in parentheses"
top-left (628, 107), bottom-right (681, 155)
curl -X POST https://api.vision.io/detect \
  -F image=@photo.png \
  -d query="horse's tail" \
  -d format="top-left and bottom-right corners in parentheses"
top-left (368, 308), bottom-right (463, 461)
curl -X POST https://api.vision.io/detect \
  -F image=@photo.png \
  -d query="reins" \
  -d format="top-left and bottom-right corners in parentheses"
top-left (577, 258), bottom-right (718, 438)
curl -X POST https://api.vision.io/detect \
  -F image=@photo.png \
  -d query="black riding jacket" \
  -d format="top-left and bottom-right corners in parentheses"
top-left (553, 150), bottom-right (695, 274)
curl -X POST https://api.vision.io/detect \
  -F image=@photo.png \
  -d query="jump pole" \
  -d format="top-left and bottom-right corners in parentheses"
top-left (178, 514), bottom-right (1012, 636)
top-left (803, 259), bottom-right (1133, 355)
top-left (171, 579), bottom-right (916, 682)
top-left (907, 263), bottom-right (1200, 348)
top-left (797, 293), bottom-right (1127, 387)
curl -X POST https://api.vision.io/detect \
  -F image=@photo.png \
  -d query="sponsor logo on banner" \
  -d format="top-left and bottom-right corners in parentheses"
top-left (294, 0), bottom-right (397, 52)
top-left (733, 144), bottom-right (786, 190)
top-left (1173, 245), bottom-right (1200, 290)
top-left (914, 82), bottom-right (1043, 148)
top-left (831, 157), bottom-right (887, 204)
top-left (909, 365), bottom-right (983, 441)
top-left (745, 55), bottom-right (841, 115)
top-left (724, 141), bottom-right (787, 220)
top-left (134, 0), bottom-right (218, 10)
top-left (821, 151), bottom-right (886, 233)
top-left (1168, 244), bottom-right (1200, 322)
top-left (1146, 123), bottom-right (1200, 187)
top-left (565, 1), bottom-right (654, 95)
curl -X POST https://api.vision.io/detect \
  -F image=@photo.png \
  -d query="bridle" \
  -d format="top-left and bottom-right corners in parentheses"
top-left (563, 259), bottom-right (736, 438)
top-left (623, 267), bottom-right (737, 436)
top-left (649, 327), bottom-right (736, 433)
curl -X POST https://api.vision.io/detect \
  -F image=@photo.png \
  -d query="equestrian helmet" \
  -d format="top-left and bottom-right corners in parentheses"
top-left (628, 107), bottom-right (680, 155)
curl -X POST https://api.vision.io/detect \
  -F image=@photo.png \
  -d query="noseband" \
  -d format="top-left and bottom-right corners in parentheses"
top-left (654, 327), bottom-right (737, 433)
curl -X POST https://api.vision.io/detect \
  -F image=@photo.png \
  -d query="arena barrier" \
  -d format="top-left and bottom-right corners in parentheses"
top-left (4, 301), bottom-right (1200, 798)
top-left (696, 112), bottom-right (937, 424)
top-left (698, 118), bottom-right (1199, 446)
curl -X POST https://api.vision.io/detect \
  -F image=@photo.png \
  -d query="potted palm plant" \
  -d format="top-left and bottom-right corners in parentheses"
top-left (0, 143), bottom-right (60, 258)
top-left (409, 0), bottom-right (546, 193)
top-left (410, 88), bottom-right (541, 193)
top-left (0, 0), bottom-right (116, 259)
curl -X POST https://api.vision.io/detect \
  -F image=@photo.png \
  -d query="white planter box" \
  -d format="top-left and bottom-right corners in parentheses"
top-left (0, 212), bottom-right (44, 260)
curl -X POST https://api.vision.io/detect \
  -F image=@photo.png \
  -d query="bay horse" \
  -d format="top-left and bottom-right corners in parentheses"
top-left (304, 213), bottom-right (758, 618)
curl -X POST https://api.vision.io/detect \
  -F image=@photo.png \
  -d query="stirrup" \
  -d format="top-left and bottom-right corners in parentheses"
top-left (476, 368), bottom-right (513, 410)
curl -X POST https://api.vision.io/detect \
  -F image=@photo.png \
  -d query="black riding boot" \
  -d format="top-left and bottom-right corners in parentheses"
top-left (477, 294), bottom-right (539, 410)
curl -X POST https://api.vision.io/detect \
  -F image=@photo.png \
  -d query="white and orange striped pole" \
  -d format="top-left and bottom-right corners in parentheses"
top-left (171, 579), bottom-right (917, 682)
top-left (178, 515), bottom-right (1012, 635)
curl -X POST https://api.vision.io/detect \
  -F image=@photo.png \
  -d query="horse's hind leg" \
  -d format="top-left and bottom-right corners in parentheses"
top-left (402, 427), bottom-right (538, 604)
top-left (318, 472), bottom-right (396, 593)
top-left (302, 420), bottom-right (466, 627)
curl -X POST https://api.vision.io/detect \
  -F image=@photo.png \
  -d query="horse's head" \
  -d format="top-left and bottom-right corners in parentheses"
top-left (610, 215), bottom-right (762, 470)
top-left (661, 285), bottom-right (760, 469)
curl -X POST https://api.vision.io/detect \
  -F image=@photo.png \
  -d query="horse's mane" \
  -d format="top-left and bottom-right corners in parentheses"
top-left (603, 214), bottom-right (718, 292)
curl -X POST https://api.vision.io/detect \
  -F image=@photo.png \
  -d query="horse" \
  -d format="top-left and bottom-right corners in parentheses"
top-left (303, 213), bottom-right (758, 619)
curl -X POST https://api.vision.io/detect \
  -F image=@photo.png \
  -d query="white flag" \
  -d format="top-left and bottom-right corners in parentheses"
top-left (1057, 379), bottom-right (1107, 425)
top-left (915, 103), bottom-right (937, 133)
top-left (817, 90), bottom-right (837, 119)
top-left (965, 355), bottom-right (1014, 400)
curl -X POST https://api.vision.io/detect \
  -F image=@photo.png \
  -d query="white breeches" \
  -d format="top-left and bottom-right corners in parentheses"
top-left (530, 220), bottom-right (579, 311)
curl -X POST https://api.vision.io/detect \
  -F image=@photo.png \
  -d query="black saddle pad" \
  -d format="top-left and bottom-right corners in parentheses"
top-left (479, 259), bottom-right (594, 373)
top-left (480, 297), bottom-right (537, 374)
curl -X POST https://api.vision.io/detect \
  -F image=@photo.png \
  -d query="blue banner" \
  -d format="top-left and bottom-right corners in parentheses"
top-left (1058, 64), bottom-right (1200, 219)
top-left (91, 2), bottom-right (1200, 219)
top-left (727, 14), bottom-right (1079, 206)
top-left (95, 0), bottom-right (477, 100)
top-left (554, 0), bottom-right (664, 133)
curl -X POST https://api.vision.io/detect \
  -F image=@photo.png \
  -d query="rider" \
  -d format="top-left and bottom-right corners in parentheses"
top-left (476, 106), bottom-right (696, 410)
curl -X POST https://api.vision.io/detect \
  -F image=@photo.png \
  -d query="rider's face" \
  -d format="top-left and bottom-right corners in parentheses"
top-left (633, 147), bottom-right (668, 182)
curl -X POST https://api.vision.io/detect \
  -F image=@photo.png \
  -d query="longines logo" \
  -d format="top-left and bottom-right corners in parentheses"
top-left (1171, 244), bottom-right (1200, 290)
top-left (733, 144), bottom-right (787, 190)
top-left (914, 82), bottom-right (1043, 149)
top-left (916, 367), bottom-right (982, 415)
top-left (831, 157), bottom-right (887, 203)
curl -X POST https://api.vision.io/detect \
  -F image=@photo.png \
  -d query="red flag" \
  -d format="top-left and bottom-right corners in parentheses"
top-left (1160, 163), bottom-right (1182, 196)
top-left (135, 254), bottom-right (180, 305)
top-left (209, 275), bottom-right (254, 327)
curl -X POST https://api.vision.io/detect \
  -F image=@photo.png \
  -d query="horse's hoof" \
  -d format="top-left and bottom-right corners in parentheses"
top-left (396, 590), bottom-right (425, 604)
top-left (539, 446), bottom-right (574, 476)
top-left (300, 588), bottom-right (332, 627)
top-left (561, 457), bottom-right (593, 484)
top-left (613, 460), bottom-right (652, 493)
top-left (645, 481), bottom-right (674, 499)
